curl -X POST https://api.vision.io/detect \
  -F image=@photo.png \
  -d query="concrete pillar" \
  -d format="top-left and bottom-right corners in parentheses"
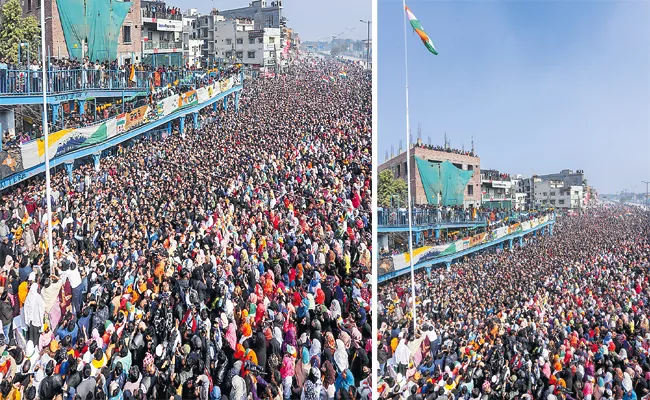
top-left (445, 261), bottom-right (451, 271)
top-left (213, 101), bottom-right (218, 112)
top-left (533, 230), bottom-right (537, 238)
top-left (508, 238), bottom-right (513, 249)
top-left (52, 104), bottom-right (60, 125)
top-left (435, 229), bottom-right (440, 239)
top-left (179, 116), bottom-right (185, 139)
top-left (499, 242), bottom-right (504, 251)
top-left (234, 90), bottom-right (240, 112)
top-left (64, 162), bottom-right (73, 182)
top-left (78, 100), bottom-right (85, 116)
top-left (519, 236), bottom-right (523, 247)
top-left (549, 224), bottom-right (554, 236)
top-left (92, 153), bottom-right (100, 172)
top-left (223, 95), bottom-right (228, 111)
top-left (426, 266), bottom-right (431, 278)
top-left (193, 112), bottom-right (198, 129)
top-left (167, 121), bottom-right (172, 135)
top-left (415, 231), bottom-right (422, 247)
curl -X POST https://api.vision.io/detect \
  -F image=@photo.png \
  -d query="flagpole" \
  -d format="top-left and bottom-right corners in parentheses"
top-left (40, 2), bottom-right (54, 272)
top-left (403, 0), bottom-right (418, 338)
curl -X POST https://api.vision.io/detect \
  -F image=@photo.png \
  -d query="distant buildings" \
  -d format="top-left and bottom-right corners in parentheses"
top-left (517, 170), bottom-right (592, 211)
top-left (192, 14), bottom-right (282, 70)
top-left (8, 0), bottom-right (297, 68)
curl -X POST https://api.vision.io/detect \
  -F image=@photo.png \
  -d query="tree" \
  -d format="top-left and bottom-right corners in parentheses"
top-left (0, 0), bottom-right (41, 64)
top-left (330, 46), bottom-right (341, 57)
top-left (378, 169), bottom-right (408, 208)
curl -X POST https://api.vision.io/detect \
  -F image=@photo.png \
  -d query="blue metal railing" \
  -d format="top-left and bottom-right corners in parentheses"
top-left (378, 208), bottom-right (488, 227)
top-left (0, 69), bottom-right (207, 95)
top-left (378, 208), bottom-right (551, 228)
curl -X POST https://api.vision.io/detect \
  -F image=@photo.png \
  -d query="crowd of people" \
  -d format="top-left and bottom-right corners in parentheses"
top-left (142, 4), bottom-right (183, 20)
top-left (0, 57), bottom-right (371, 399)
top-left (0, 57), bottom-right (204, 96)
top-left (377, 206), bottom-right (650, 400)
top-left (413, 143), bottom-right (476, 158)
top-left (1, 64), bottom-right (240, 151)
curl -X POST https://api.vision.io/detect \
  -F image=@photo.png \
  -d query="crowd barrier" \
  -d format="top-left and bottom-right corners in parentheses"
top-left (379, 214), bottom-right (554, 276)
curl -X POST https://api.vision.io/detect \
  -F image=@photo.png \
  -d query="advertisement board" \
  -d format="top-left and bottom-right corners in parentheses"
top-left (156, 19), bottom-right (183, 32)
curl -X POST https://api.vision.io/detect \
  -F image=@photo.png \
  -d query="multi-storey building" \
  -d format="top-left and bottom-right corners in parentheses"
top-left (16, 0), bottom-right (141, 63)
top-left (378, 139), bottom-right (481, 208)
top-left (141, 0), bottom-right (183, 66)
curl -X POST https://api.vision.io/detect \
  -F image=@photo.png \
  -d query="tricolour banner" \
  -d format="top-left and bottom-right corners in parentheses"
top-left (22, 119), bottom-right (117, 169)
top-left (381, 216), bottom-right (552, 276)
top-left (16, 75), bottom-right (241, 173)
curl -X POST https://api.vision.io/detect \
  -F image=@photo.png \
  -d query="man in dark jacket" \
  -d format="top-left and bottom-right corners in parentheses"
top-left (0, 289), bottom-right (12, 338)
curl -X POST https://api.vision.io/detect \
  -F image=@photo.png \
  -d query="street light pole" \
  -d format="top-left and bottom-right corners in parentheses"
top-left (40, 0), bottom-right (54, 271)
top-left (360, 19), bottom-right (371, 69)
top-left (642, 181), bottom-right (649, 207)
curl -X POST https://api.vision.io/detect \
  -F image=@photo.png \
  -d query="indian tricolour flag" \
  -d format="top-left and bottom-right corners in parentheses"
top-left (405, 5), bottom-right (438, 55)
top-left (339, 71), bottom-right (347, 78)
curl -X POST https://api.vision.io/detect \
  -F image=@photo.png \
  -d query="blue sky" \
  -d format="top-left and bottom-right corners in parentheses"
top-left (379, 0), bottom-right (650, 194)
top-left (170, 0), bottom-right (371, 41)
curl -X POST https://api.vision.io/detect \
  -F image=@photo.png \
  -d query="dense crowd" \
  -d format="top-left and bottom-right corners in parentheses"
top-left (413, 143), bottom-right (476, 158)
top-left (0, 57), bottom-right (372, 399)
top-left (377, 206), bottom-right (650, 400)
top-left (1, 65), bottom-right (239, 150)
top-left (0, 57), bottom-right (203, 96)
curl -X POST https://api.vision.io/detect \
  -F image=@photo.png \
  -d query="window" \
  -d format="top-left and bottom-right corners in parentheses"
top-left (269, 37), bottom-right (275, 43)
top-left (574, 191), bottom-right (579, 195)
top-left (225, 51), bottom-right (232, 58)
top-left (236, 51), bottom-right (243, 59)
top-left (468, 165), bottom-right (473, 171)
top-left (123, 26), bottom-right (132, 44)
top-left (258, 37), bottom-right (263, 44)
top-left (249, 38), bottom-right (255, 44)
top-left (236, 38), bottom-right (243, 44)
top-left (543, 192), bottom-right (547, 196)
top-left (550, 200), bottom-right (556, 205)
top-left (559, 200), bottom-right (565, 205)
top-left (226, 39), bottom-right (232, 45)
top-left (148, 31), bottom-right (153, 41)
top-left (396, 164), bottom-right (401, 177)
top-left (27, 0), bottom-right (32, 11)
top-left (550, 192), bottom-right (556, 196)
top-left (467, 185), bottom-right (473, 195)
top-left (247, 51), bottom-right (256, 58)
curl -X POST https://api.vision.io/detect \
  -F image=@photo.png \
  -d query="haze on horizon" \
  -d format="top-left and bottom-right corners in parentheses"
top-left (169, 0), bottom-right (371, 42)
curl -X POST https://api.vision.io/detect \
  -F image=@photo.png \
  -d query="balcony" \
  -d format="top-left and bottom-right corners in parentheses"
top-left (141, 9), bottom-right (182, 22)
top-left (143, 41), bottom-right (183, 54)
top-left (483, 193), bottom-right (511, 201)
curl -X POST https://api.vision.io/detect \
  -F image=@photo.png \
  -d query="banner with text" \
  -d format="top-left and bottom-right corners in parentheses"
top-left (382, 216), bottom-right (552, 276)
top-left (17, 76), bottom-right (240, 172)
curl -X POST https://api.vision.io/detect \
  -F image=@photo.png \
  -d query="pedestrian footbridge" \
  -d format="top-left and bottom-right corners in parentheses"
top-left (378, 213), bottom-right (556, 283)
top-left (0, 72), bottom-right (243, 190)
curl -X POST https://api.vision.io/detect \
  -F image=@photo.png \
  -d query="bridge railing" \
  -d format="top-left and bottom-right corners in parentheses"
top-left (0, 69), bottom-right (208, 95)
top-left (378, 208), bottom-right (488, 227)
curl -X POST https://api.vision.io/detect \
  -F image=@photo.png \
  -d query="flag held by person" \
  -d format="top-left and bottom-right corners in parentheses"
top-left (130, 64), bottom-right (137, 82)
top-left (405, 5), bottom-right (438, 55)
